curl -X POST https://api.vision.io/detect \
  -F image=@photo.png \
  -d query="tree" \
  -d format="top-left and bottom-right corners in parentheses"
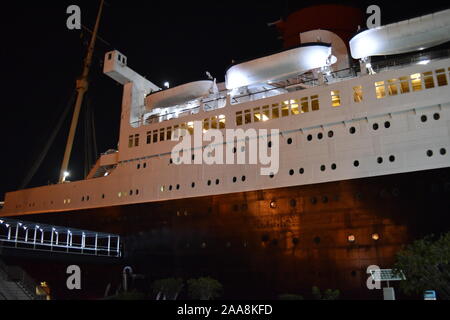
top-left (312, 286), bottom-right (340, 300)
top-left (152, 278), bottom-right (184, 300)
top-left (394, 233), bottom-right (450, 300)
top-left (187, 277), bottom-right (223, 300)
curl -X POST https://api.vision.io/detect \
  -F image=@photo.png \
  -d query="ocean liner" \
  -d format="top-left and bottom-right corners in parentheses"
top-left (1, 5), bottom-right (450, 299)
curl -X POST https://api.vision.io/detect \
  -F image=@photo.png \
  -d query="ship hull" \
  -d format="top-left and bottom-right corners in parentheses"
top-left (6, 167), bottom-right (450, 299)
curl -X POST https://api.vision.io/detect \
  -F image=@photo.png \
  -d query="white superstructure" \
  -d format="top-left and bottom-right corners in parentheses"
top-left (1, 10), bottom-right (450, 218)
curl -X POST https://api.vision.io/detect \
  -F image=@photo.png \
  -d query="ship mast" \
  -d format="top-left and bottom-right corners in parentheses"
top-left (59, 0), bottom-right (105, 183)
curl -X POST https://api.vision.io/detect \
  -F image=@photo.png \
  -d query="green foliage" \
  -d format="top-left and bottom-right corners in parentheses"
top-left (278, 294), bottom-right (304, 300)
top-left (394, 233), bottom-right (450, 300)
top-left (187, 277), bottom-right (223, 300)
top-left (152, 278), bottom-right (184, 300)
top-left (311, 286), bottom-right (340, 300)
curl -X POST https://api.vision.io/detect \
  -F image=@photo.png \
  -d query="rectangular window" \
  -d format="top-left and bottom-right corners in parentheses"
top-left (423, 71), bottom-right (435, 89)
top-left (211, 117), bottom-right (218, 129)
top-left (166, 127), bottom-right (172, 140)
top-left (218, 115), bottom-right (226, 129)
top-left (134, 134), bottom-right (139, 147)
top-left (375, 81), bottom-right (386, 99)
top-left (281, 101), bottom-right (290, 117)
top-left (236, 112), bottom-right (243, 126)
top-left (128, 135), bottom-right (134, 148)
top-left (203, 118), bottom-right (210, 131)
top-left (301, 97), bottom-right (309, 113)
top-left (153, 130), bottom-right (158, 143)
top-left (387, 79), bottom-right (398, 96)
top-left (160, 128), bottom-right (165, 142)
top-left (331, 90), bottom-right (341, 107)
top-left (436, 69), bottom-right (448, 87)
top-left (290, 99), bottom-right (300, 115)
top-left (253, 107), bottom-right (261, 122)
top-left (244, 109), bottom-right (251, 124)
top-left (271, 104), bottom-right (280, 119)
top-left (410, 73), bottom-right (422, 92)
top-left (399, 76), bottom-right (410, 94)
top-left (311, 95), bottom-right (319, 111)
top-left (262, 105), bottom-right (270, 121)
top-left (146, 131), bottom-right (152, 144)
top-left (353, 86), bottom-right (363, 102)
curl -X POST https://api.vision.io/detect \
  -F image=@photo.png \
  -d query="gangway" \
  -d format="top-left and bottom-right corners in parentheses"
top-left (0, 218), bottom-right (121, 258)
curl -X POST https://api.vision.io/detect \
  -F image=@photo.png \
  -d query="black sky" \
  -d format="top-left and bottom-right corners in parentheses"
top-left (1, 0), bottom-right (449, 200)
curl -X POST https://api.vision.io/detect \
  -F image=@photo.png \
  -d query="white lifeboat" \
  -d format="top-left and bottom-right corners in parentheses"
top-left (225, 43), bottom-right (335, 90)
top-left (145, 80), bottom-right (214, 110)
top-left (350, 9), bottom-right (450, 59)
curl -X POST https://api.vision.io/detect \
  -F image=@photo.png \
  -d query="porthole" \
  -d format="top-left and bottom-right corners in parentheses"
top-left (349, 127), bottom-right (356, 134)
top-left (102, 194), bottom-right (105, 199)
top-left (384, 121), bottom-right (391, 129)
top-left (421, 115), bottom-right (428, 123)
top-left (372, 233), bottom-right (380, 241)
top-left (373, 123), bottom-right (379, 131)
top-left (289, 169), bottom-right (295, 176)
top-left (169, 186), bottom-right (173, 191)
top-left (269, 173), bottom-right (275, 179)
top-left (270, 201), bottom-right (277, 209)
top-left (241, 176), bottom-right (246, 182)
top-left (307, 134), bottom-right (313, 141)
top-left (87, 196), bottom-right (90, 201)
top-left (137, 164), bottom-right (141, 169)
top-left (287, 138), bottom-right (293, 145)
top-left (328, 131), bottom-right (334, 138)
top-left (354, 160), bottom-right (360, 167)
top-left (427, 150), bottom-right (433, 157)
top-left (192, 155), bottom-right (195, 161)
top-left (268, 141), bottom-right (272, 148)
top-left (207, 180), bottom-right (211, 186)
top-left (317, 133), bottom-right (323, 140)
top-left (389, 155), bottom-right (396, 162)
top-left (322, 196), bottom-right (328, 203)
top-left (143, 163), bottom-right (147, 169)
top-left (320, 165), bottom-right (326, 172)
top-left (331, 163), bottom-right (337, 170)
top-left (434, 113), bottom-right (440, 121)
top-left (292, 237), bottom-right (300, 245)
top-left (81, 196), bottom-right (85, 202)
top-left (290, 199), bottom-right (297, 207)
top-left (215, 179), bottom-right (220, 185)
top-left (299, 168), bottom-right (305, 175)
top-left (136, 190), bottom-right (139, 195)
top-left (232, 177), bottom-right (237, 183)
top-left (232, 147), bottom-right (237, 154)
top-left (347, 235), bottom-right (356, 243)
top-left (169, 159), bottom-right (173, 164)
top-left (191, 182), bottom-right (196, 188)
top-left (176, 184), bottom-right (180, 190)
top-left (377, 157), bottom-right (383, 164)
top-left (440, 148), bottom-right (447, 155)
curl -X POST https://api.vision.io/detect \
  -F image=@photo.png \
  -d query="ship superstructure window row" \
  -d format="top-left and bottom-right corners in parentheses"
top-left (375, 67), bottom-right (450, 99)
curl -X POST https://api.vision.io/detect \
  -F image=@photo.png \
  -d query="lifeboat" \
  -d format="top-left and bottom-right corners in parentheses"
top-left (350, 9), bottom-right (450, 59)
top-left (225, 43), bottom-right (335, 90)
top-left (145, 80), bottom-right (214, 110)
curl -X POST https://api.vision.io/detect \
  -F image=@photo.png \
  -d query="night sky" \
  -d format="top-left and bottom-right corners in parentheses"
top-left (1, 0), bottom-right (448, 200)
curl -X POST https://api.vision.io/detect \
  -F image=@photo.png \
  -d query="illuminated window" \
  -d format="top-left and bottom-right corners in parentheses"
top-left (218, 115), bottom-right (226, 129)
top-left (399, 76), bottom-right (410, 94)
top-left (160, 186), bottom-right (165, 192)
top-left (353, 86), bottom-right (363, 102)
top-left (159, 128), bottom-right (165, 142)
top-left (387, 79), bottom-right (398, 96)
top-left (331, 90), bottom-right (341, 107)
top-left (281, 101), bottom-right (290, 117)
top-left (262, 105), bottom-right (270, 121)
top-left (134, 134), bottom-right (140, 147)
top-left (236, 111), bottom-right (243, 126)
top-left (436, 69), bottom-right (448, 87)
top-left (271, 104), bottom-right (280, 119)
top-left (128, 135), bottom-right (133, 148)
top-left (244, 109), bottom-right (251, 124)
top-left (153, 130), bottom-right (158, 143)
top-left (372, 233), bottom-right (380, 241)
top-left (375, 81), bottom-right (386, 99)
top-left (253, 107), bottom-right (261, 122)
top-left (423, 71), bottom-right (435, 89)
top-left (410, 73), bottom-right (422, 91)
top-left (347, 235), bottom-right (356, 243)
top-left (146, 131), bottom-right (152, 144)
top-left (311, 95), bottom-right (319, 111)
top-left (187, 121), bottom-right (194, 135)
top-left (290, 99), bottom-right (300, 115)
top-left (203, 118), bottom-right (210, 132)
top-left (166, 127), bottom-right (172, 140)
top-left (301, 97), bottom-right (309, 113)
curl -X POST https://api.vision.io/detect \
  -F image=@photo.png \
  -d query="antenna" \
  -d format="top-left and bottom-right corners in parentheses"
top-left (59, 0), bottom-right (105, 183)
